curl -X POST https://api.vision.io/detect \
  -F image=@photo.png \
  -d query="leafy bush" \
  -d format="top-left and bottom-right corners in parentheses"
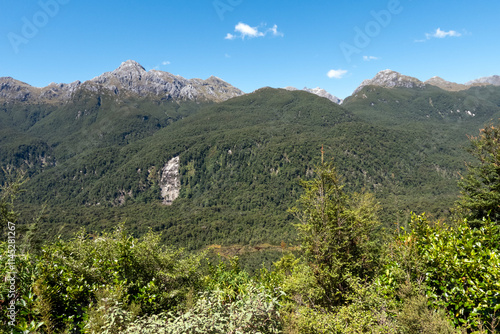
top-left (33, 225), bottom-right (205, 332)
top-left (122, 285), bottom-right (284, 334)
top-left (405, 214), bottom-right (500, 330)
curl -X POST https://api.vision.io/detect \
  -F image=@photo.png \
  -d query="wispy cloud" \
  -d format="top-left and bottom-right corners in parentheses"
top-left (152, 60), bottom-right (171, 70)
top-left (416, 28), bottom-right (462, 42)
top-left (269, 24), bottom-right (284, 37)
top-left (327, 69), bottom-right (348, 79)
top-left (427, 28), bottom-right (462, 39)
top-left (363, 56), bottom-right (379, 62)
top-left (225, 22), bottom-right (284, 40)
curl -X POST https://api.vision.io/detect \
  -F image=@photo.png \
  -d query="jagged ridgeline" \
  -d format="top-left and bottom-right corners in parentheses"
top-left (2, 64), bottom-right (500, 250)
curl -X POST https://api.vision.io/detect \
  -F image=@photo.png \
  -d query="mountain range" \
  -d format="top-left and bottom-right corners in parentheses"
top-left (2, 60), bottom-right (500, 251)
top-left (0, 60), bottom-right (243, 104)
top-left (2, 60), bottom-right (499, 105)
top-left (354, 69), bottom-right (500, 94)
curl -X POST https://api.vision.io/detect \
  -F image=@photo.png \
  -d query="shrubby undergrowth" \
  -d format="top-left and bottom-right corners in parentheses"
top-left (1, 126), bottom-right (500, 333)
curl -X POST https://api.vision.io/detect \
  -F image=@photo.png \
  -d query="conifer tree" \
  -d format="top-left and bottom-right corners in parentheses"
top-left (457, 125), bottom-right (500, 226)
top-left (289, 161), bottom-right (381, 306)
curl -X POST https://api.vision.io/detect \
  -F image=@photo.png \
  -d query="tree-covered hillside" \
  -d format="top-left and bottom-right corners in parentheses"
top-left (2, 124), bottom-right (499, 332)
top-left (2, 85), bottom-right (499, 250)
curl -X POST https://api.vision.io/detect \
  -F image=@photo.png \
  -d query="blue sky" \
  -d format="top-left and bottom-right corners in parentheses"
top-left (1, 0), bottom-right (499, 98)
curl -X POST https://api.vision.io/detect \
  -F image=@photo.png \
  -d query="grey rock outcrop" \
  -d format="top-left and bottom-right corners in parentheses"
top-left (284, 86), bottom-right (342, 104)
top-left (83, 60), bottom-right (244, 102)
top-left (466, 75), bottom-right (500, 86)
top-left (303, 87), bottom-right (343, 104)
top-left (425, 76), bottom-right (497, 92)
top-left (0, 60), bottom-right (243, 103)
top-left (424, 76), bottom-right (469, 91)
top-left (353, 69), bottom-right (425, 94)
top-left (160, 156), bottom-right (180, 205)
top-left (0, 77), bottom-right (81, 103)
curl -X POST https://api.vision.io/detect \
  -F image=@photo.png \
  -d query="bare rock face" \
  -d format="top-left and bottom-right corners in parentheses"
top-left (355, 71), bottom-right (500, 95)
top-left (283, 86), bottom-right (343, 104)
top-left (425, 76), bottom-right (495, 91)
top-left (84, 60), bottom-right (244, 102)
top-left (353, 69), bottom-right (425, 94)
top-left (0, 77), bottom-right (81, 103)
top-left (0, 77), bottom-right (33, 101)
top-left (466, 75), bottom-right (500, 86)
top-left (303, 87), bottom-right (343, 104)
top-left (0, 60), bottom-right (243, 103)
top-left (425, 76), bottom-right (470, 91)
top-left (160, 156), bottom-right (180, 205)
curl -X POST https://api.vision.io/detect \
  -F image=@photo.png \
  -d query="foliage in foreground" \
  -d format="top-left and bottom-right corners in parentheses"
top-left (2, 124), bottom-right (500, 332)
top-left (457, 125), bottom-right (500, 226)
top-left (0, 224), bottom-right (206, 333)
top-left (408, 214), bottom-right (500, 329)
top-left (121, 285), bottom-right (283, 334)
top-left (289, 162), bottom-right (382, 307)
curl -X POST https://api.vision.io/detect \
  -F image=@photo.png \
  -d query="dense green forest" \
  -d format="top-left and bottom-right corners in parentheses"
top-left (1, 83), bottom-right (500, 332)
top-left (3, 85), bottom-right (500, 252)
top-left (1, 124), bottom-right (499, 332)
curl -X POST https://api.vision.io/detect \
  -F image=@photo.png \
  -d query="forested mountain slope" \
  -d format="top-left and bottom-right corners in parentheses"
top-left (2, 84), bottom-right (497, 250)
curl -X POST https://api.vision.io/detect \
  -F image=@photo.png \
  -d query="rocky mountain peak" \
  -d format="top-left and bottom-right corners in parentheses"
top-left (303, 87), bottom-right (343, 104)
top-left (283, 86), bottom-right (342, 104)
top-left (424, 76), bottom-right (470, 92)
top-left (0, 61), bottom-right (244, 103)
top-left (466, 75), bottom-right (500, 86)
top-left (0, 77), bottom-right (81, 102)
top-left (0, 77), bottom-right (33, 101)
top-left (353, 69), bottom-right (425, 94)
top-left (82, 60), bottom-right (244, 102)
top-left (425, 75), bottom-right (500, 91)
top-left (427, 76), bottom-right (446, 83)
top-left (117, 59), bottom-right (146, 71)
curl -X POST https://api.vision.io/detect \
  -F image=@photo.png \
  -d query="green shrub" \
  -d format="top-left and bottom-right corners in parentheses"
top-left (121, 284), bottom-right (284, 334)
top-left (33, 225), bottom-right (205, 332)
top-left (407, 214), bottom-right (500, 330)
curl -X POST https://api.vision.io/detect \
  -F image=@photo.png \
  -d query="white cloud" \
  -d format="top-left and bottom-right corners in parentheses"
top-left (363, 56), bottom-right (379, 61)
top-left (269, 24), bottom-right (284, 37)
top-left (235, 22), bottom-right (264, 38)
top-left (419, 28), bottom-right (462, 42)
top-left (429, 28), bottom-right (461, 38)
top-left (225, 22), bottom-right (283, 40)
top-left (327, 69), bottom-right (348, 79)
top-left (162, 61), bottom-right (171, 66)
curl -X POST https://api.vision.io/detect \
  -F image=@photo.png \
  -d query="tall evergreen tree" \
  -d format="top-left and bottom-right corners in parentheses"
top-left (457, 125), bottom-right (500, 226)
top-left (289, 161), bottom-right (381, 306)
